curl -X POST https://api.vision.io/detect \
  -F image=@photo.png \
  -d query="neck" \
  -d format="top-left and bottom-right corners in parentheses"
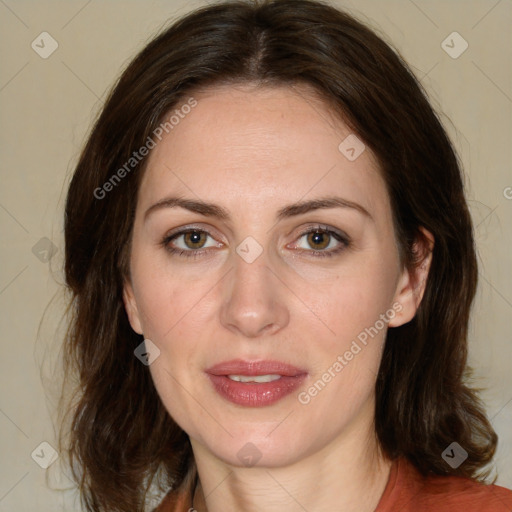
top-left (190, 412), bottom-right (392, 512)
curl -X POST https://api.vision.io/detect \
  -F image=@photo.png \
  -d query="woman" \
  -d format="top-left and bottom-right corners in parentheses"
top-left (60, 1), bottom-right (512, 511)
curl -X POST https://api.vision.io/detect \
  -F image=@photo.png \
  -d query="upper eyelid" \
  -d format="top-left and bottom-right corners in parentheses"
top-left (165, 223), bottom-right (222, 239)
top-left (165, 223), bottom-right (345, 237)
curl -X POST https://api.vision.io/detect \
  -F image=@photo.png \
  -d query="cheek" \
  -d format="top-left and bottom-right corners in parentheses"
top-left (295, 275), bottom-right (392, 422)
top-left (130, 246), bottom-right (216, 339)
top-left (292, 257), bottom-right (397, 348)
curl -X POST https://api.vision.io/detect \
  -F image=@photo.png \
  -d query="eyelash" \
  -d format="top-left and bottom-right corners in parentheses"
top-left (161, 225), bottom-right (350, 260)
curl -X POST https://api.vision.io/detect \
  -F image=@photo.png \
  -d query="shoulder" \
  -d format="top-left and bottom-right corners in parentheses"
top-left (153, 488), bottom-right (190, 512)
top-left (421, 472), bottom-right (512, 510)
top-left (152, 468), bottom-right (197, 512)
top-left (377, 457), bottom-right (512, 512)
top-left (154, 458), bottom-right (512, 511)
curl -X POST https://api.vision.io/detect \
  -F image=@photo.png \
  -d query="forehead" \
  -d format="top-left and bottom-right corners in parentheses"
top-left (138, 83), bottom-right (388, 222)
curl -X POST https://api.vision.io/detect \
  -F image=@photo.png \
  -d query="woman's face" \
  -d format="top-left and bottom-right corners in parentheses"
top-left (124, 84), bottom-right (423, 468)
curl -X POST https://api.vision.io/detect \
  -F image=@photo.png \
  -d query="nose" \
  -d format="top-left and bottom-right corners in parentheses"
top-left (219, 250), bottom-right (289, 339)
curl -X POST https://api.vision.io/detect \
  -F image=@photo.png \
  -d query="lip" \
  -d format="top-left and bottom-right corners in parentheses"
top-left (205, 359), bottom-right (308, 407)
top-left (206, 359), bottom-right (306, 377)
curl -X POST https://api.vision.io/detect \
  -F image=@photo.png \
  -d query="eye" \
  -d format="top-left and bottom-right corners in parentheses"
top-left (161, 224), bottom-right (350, 260)
top-left (291, 225), bottom-right (350, 258)
top-left (162, 228), bottom-right (221, 258)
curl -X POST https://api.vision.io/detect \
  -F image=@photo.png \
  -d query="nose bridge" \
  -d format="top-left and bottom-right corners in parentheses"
top-left (219, 244), bottom-right (289, 338)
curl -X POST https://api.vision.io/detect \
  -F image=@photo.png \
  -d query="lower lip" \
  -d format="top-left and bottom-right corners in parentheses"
top-left (207, 374), bottom-right (307, 407)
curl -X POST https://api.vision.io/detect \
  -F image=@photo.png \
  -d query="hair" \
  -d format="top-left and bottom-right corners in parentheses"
top-left (60, 0), bottom-right (497, 510)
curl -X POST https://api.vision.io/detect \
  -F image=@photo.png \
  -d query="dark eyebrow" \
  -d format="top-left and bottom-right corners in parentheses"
top-left (144, 195), bottom-right (372, 222)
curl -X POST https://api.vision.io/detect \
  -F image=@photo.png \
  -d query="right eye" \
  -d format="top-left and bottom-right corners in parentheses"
top-left (162, 228), bottom-right (222, 258)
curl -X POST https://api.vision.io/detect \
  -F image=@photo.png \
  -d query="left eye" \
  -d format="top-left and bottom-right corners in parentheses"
top-left (298, 230), bottom-right (337, 250)
top-left (291, 227), bottom-right (349, 257)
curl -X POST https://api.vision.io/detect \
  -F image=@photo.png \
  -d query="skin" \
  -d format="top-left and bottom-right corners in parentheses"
top-left (123, 83), bottom-right (433, 512)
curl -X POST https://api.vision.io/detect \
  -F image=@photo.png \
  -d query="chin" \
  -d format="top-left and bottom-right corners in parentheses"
top-left (193, 421), bottom-right (320, 469)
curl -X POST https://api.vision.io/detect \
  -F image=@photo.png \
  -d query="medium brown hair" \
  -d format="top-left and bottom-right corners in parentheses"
top-left (61, 1), bottom-right (497, 510)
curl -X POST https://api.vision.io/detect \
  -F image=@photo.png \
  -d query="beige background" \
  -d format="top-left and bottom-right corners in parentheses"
top-left (0, 0), bottom-right (511, 510)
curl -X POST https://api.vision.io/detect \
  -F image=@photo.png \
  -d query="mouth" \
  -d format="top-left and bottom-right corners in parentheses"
top-left (205, 359), bottom-right (308, 407)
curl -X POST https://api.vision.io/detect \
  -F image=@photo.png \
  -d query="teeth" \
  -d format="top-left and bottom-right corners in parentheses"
top-left (228, 374), bottom-right (282, 383)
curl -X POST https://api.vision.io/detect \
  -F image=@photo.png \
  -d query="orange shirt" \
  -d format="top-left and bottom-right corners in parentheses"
top-left (154, 457), bottom-right (512, 511)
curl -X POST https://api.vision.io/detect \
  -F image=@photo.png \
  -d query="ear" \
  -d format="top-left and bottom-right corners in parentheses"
top-left (388, 227), bottom-right (434, 328)
top-left (123, 279), bottom-right (144, 335)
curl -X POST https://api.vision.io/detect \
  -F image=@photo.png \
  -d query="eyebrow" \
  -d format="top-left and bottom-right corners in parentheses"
top-left (144, 195), bottom-right (373, 222)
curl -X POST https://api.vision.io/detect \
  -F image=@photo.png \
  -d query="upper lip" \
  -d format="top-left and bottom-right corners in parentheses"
top-left (206, 359), bottom-right (307, 377)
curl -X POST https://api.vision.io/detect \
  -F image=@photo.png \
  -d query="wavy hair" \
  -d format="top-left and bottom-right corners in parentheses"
top-left (60, 0), bottom-right (497, 510)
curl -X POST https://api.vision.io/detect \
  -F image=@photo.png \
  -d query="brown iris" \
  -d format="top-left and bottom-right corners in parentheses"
top-left (307, 230), bottom-right (330, 250)
top-left (183, 230), bottom-right (208, 249)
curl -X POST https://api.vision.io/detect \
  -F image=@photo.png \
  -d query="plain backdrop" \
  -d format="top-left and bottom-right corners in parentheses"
top-left (0, 0), bottom-right (511, 510)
